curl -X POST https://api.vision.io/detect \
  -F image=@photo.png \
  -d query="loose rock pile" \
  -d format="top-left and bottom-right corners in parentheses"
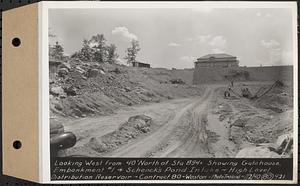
top-left (212, 84), bottom-right (293, 158)
top-left (49, 59), bottom-right (202, 118)
top-left (87, 114), bottom-right (153, 153)
top-left (236, 133), bottom-right (293, 158)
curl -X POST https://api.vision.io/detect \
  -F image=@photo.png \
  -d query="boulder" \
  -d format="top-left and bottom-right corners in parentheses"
top-left (128, 115), bottom-right (152, 125)
top-left (219, 114), bottom-right (226, 121)
top-left (112, 67), bottom-right (121, 74)
top-left (88, 137), bottom-right (108, 153)
top-left (276, 133), bottom-right (293, 155)
top-left (87, 69), bottom-right (99, 78)
top-left (255, 137), bottom-right (270, 143)
top-left (140, 127), bottom-right (150, 133)
top-left (167, 94), bottom-right (174, 99)
top-left (170, 79), bottom-right (185, 84)
top-left (72, 108), bottom-right (83, 117)
top-left (229, 126), bottom-right (243, 142)
top-left (276, 133), bottom-right (293, 147)
top-left (49, 78), bottom-right (55, 84)
top-left (60, 62), bottom-right (71, 70)
top-left (58, 68), bottom-right (69, 77)
top-left (100, 70), bottom-right (105, 75)
top-left (231, 118), bottom-right (247, 127)
top-left (54, 102), bottom-right (63, 111)
top-left (128, 115), bottom-right (152, 132)
top-left (64, 86), bottom-right (77, 96)
top-left (50, 86), bottom-right (65, 97)
top-left (152, 97), bottom-right (161, 103)
top-left (269, 106), bottom-right (284, 113)
top-left (135, 120), bottom-right (147, 130)
top-left (235, 146), bottom-right (280, 158)
top-left (75, 66), bottom-right (85, 74)
top-left (124, 87), bottom-right (131, 92)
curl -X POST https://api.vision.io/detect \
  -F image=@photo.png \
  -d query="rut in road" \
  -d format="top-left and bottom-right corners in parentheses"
top-left (158, 90), bottom-right (214, 158)
top-left (108, 88), bottom-right (213, 157)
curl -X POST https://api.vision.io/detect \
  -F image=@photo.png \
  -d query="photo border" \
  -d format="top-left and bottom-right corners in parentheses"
top-left (40, 1), bottom-right (298, 184)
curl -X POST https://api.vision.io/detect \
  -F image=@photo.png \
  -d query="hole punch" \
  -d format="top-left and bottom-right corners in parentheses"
top-left (13, 140), bottom-right (22, 149)
top-left (12, 37), bottom-right (21, 47)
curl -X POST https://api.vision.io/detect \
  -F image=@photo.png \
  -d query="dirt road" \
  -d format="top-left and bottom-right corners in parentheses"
top-left (64, 97), bottom-right (195, 148)
top-left (107, 85), bottom-right (236, 158)
top-left (108, 87), bottom-right (214, 157)
top-left (65, 81), bottom-right (292, 158)
top-left (65, 85), bottom-right (236, 157)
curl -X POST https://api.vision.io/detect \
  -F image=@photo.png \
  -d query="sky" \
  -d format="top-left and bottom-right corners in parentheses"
top-left (49, 7), bottom-right (294, 69)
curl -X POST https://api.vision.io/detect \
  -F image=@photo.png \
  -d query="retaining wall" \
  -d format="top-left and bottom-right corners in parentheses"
top-left (193, 65), bottom-right (293, 84)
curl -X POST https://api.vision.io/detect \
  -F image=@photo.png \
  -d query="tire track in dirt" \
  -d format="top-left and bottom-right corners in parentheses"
top-left (64, 98), bottom-right (190, 150)
top-left (159, 88), bottom-right (214, 158)
top-left (108, 88), bottom-right (213, 157)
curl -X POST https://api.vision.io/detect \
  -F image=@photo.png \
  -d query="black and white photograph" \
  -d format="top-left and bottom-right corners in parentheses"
top-left (47, 1), bottom-right (297, 183)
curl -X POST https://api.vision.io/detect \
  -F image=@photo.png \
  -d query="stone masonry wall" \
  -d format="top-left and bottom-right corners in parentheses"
top-left (193, 65), bottom-right (293, 84)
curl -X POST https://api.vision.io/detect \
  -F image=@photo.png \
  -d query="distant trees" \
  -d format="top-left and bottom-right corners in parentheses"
top-left (50, 41), bottom-right (64, 60)
top-left (107, 44), bottom-right (119, 64)
top-left (49, 28), bottom-right (65, 60)
top-left (71, 39), bottom-right (91, 61)
top-left (72, 34), bottom-right (120, 64)
top-left (79, 39), bottom-right (94, 62)
top-left (90, 34), bottom-right (107, 63)
top-left (124, 40), bottom-right (140, 65)
top-left (71, 35), bottom-right (141, 65)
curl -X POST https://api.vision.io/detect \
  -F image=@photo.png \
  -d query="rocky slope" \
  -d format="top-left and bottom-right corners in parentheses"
top-left (49, 59), bottom-right (202, 119)
top-left (210, 82), bottom-right (294, 158)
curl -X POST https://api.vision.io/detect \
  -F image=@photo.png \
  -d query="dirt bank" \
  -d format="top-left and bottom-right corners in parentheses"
top-left (210, 82), bottom-right (293, 158)
top-left (50, 60), bottom-right (202, 120)
top-left (61, 81), bottom-right (293, 158)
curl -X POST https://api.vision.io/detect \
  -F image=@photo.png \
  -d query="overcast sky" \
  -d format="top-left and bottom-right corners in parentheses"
top-left (49, 8), bottom-right (294, 69)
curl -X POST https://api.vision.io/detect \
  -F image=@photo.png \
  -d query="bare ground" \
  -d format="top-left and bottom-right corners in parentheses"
top-left (61, 81), bottom-right (293, 158)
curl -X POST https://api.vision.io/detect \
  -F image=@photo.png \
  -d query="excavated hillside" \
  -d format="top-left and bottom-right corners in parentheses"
top-left (210, 82), bottom-right (294, 158)
top-left (50, 59), bottom-right (294, 158)
top-left (49, 59), bottom-right (203, 119)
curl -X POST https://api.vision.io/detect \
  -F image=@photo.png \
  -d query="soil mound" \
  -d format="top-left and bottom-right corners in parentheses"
top-left (87, 114), bottom-right (153, 153)
top-left (254, 84), bottom-right (293, 113)
top-left (212, 84), bottom-right (293, 158)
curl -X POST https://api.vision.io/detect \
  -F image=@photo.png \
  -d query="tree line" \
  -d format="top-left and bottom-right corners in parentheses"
top-left (49, 34), bottom-right (140, 65)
